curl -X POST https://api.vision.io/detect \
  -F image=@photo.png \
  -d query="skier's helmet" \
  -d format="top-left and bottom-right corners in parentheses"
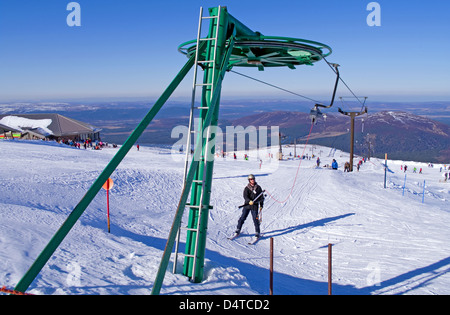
top-left (248, 174), bottom-right (255, 180)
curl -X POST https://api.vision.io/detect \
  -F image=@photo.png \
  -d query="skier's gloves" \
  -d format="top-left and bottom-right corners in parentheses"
top-left (249, 201), bottom-right (254, 205)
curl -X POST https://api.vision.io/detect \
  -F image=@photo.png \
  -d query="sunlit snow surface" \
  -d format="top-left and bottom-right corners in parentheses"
top-left (1, 140), bottom-right (449, 295)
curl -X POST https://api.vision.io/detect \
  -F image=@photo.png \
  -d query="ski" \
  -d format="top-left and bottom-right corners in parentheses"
top-left (248, 235), bottom-right (263, 245)
top-left (228, 233), bottom-right (240, 240)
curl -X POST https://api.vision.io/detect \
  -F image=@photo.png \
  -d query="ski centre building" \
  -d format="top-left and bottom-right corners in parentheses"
top-left (0, 113), bottom-right (101, 141)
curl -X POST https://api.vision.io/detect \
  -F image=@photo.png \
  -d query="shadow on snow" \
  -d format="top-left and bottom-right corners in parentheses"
top-left (32, 214), bottom-right (450, 295)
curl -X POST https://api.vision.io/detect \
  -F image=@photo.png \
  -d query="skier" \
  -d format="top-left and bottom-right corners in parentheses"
top-left (332, 159), bottom-right (338, 170)
top-left (344, 162), bottom-right (350, 172)
top-left (234, 174), bottom-right (264, 239)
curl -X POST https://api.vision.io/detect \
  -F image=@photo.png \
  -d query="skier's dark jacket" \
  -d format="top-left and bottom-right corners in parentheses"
top-left (243, 183), bottom-right (264, 210)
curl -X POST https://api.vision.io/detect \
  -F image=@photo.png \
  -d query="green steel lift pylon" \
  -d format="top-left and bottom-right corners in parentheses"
top-left (153, 6), bottom-right (235, 293)
top-left (152, 6), bottom-right (332, 294)
top-left (13, 5), bottom-right (332, 295)
top-left (173, 7), bottom-right (224, 282)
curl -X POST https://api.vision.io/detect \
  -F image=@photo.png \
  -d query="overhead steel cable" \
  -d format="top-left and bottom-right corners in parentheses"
top-left (229, 69), bottom-right (321, 103)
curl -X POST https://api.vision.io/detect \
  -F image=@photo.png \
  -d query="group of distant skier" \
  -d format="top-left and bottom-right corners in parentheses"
top-left (317, 157), bottom-right (370, 172)
top-left (401, 164), bottom-right (424, 174)
top-left (439, 165), bottom-right (449, 182)
top-left (402, 164), bottom-right (450, 183)
top-left (316, 157), bottom-right (339, 170)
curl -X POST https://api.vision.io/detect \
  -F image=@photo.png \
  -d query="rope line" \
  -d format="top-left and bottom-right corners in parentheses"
top-left (0, 286), bottom-right (33, 295)
top-left (265, 122), bottom-right (315, 204)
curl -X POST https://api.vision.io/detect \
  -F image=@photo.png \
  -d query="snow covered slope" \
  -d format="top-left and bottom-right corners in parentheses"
top-left (1, 140), bottom-right (449, 295)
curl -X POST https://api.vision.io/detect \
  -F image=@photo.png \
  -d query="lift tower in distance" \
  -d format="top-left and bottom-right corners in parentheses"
top-left (338, 98), bottom-right (368, 172)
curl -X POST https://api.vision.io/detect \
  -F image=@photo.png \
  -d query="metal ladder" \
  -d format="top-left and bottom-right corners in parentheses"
top-left (173, 6), bottom-right (221, 279)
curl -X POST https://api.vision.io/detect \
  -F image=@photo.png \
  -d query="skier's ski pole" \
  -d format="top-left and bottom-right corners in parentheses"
top-left (238, 190), bottom-right (266, 209)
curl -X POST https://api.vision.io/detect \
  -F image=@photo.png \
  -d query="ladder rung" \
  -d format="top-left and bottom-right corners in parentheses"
top-left (200, 38), bottom-right (216, 41)
top-left (198, 60), bottom-right (214, 64)
top-left (185, 203), bottom-right (213, 210)
top-left (181, 226), bottom-right (199, 232)
top-left (195, 83), bottom-right (213, 86)
top-left (192, 180), bottom-right (203, 183)
top-left (178, 252), bottom-right (196, 258)
top-left (194, 106), bottom-right (209, 110)
top-left (202, 16), bottom-right (218, 20)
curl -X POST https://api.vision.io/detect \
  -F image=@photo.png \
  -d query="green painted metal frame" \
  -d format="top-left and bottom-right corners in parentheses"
top-left (182, 6), bottom-right (229, 282)
top-left (151, 7), bottom-right (236, 294)
top-left (179, 34), bottom-right (332, 71)
top-left (175, 7), bottom-right (332, 284)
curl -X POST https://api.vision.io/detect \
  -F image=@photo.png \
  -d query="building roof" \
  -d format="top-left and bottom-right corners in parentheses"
top-left (0, 114), bottom-right (101, 138)
top-left (0, 122), bottom-right (22, 133)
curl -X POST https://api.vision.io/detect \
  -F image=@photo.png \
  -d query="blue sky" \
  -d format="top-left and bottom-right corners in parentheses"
top-left (0, 0), bottom-right (449, 103)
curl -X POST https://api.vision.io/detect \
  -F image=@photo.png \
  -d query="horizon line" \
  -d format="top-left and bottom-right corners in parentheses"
top-left (1, 95), bottom-right (450, 104)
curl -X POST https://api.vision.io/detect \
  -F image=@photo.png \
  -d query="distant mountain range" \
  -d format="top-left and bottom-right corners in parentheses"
top-left (231, 110), bottom-right (450, 163)
top-left (1, 100), bottom-right (449, 162)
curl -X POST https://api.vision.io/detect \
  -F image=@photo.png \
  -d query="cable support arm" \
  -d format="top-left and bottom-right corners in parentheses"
top-left (338, 104), bottom-right (368, 116)
top-left (309, 62), bottom-right (339, 124)
top-left (313, 62), bottom-right (340, 109)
